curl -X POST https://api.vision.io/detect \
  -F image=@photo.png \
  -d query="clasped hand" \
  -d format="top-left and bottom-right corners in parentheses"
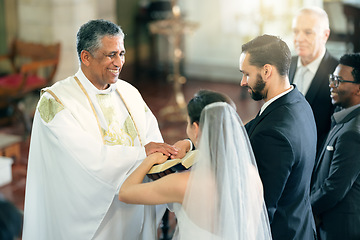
top-left (144, 142), bottom-right (178, 157)
top-left (144, 139), bottom-right (191, 159)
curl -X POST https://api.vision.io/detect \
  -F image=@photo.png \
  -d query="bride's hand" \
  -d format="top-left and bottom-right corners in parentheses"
top-left (145, 152), bottom-right (169, 166)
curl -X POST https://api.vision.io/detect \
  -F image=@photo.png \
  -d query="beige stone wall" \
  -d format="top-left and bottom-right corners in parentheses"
top-left (3, 1), bottom-right (18, 46)
top-left (17, 0), bottom-right (116, 82)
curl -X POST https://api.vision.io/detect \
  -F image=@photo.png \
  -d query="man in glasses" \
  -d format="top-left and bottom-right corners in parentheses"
top-left (310, 53), bottom-right (360, 240)
top-left (289, 7), bottom-right (338, 156)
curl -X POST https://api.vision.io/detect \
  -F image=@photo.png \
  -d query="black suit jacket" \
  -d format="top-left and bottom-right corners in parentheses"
top-left (246, 86), bottom-right (317, 240)
top-left (310, 107), bottom-right (360, 240)
top-left (289, 51), bottom-right (338, 155)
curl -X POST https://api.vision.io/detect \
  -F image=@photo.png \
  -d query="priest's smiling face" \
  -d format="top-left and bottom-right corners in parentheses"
top-left (84, 35), bottom-right (125, 90)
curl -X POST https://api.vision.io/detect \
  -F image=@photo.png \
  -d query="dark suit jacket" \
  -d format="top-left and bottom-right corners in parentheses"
top-left (289, 51), bottom-right (338, 155)
top-left (310, 106), bottom-right (360, 240)
top-left (246, 86), bottom-right (317, 240)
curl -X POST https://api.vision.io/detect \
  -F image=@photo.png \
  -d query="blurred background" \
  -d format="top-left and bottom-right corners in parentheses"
top-left (0, 0), bottom-right (355, 83)
top-left (0, 0), bottom-right (358, 238)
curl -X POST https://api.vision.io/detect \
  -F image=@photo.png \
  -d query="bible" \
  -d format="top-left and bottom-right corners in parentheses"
top-left (147, 150), bottom-right (198, 180)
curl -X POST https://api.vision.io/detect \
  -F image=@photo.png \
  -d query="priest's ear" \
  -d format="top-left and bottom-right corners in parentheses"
top-left (80, 50), bottom-right (92, 67)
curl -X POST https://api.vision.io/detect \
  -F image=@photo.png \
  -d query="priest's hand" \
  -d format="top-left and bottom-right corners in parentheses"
top-left (145, 142), bottom-right (178, 157)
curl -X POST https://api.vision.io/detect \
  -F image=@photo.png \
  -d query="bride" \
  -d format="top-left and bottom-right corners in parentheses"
top-left (119, 90), bottom-right (272, 239)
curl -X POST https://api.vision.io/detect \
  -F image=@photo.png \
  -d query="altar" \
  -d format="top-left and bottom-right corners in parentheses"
top-left (149, 0), bottom-right (199, 121)
top-left (343, 2), bottom-right (360, 52)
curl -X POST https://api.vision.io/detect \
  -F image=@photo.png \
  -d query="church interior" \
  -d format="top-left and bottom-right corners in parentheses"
top-left (0, 0), bottom-right (359, 239)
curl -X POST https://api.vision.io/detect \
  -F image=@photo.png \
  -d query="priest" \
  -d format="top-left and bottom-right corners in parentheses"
top-left (22, 19), bottom-right (190, 240)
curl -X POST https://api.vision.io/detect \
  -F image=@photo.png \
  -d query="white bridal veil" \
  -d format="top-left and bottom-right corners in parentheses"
top-left (180, 102), bottom-right (272, 239)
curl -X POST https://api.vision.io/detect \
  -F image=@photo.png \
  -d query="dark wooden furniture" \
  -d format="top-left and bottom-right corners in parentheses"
top-left (343, 3), bottom-right (360, 52)
top-left (0, 39), bottom-right (60, 131)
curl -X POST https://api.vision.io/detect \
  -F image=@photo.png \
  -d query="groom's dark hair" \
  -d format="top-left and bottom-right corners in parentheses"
top-left (241, 34), bottom-right (291, 76)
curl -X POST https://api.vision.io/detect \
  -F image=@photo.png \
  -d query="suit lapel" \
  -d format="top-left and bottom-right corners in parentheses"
top-left (247, 87), bottom-right (299, 137)
top-left (313, 124), bottom-right (343, 174)
top-left (305, 51), bottom-right (331, 104)
top-left (289, 57), bottom-right (298, 84)
top-left (341, 106), bottom-right (360, 123)
top-left (313, 107), bottom-right (360, 173)
top-left (247, 110), bottom-right (263, 136)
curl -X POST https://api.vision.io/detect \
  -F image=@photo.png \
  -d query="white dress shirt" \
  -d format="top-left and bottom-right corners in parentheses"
top-left (293, 51), bottom-right (325, 95)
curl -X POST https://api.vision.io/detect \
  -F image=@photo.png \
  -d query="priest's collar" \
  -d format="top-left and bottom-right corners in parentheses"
top-left (75, 68), bottom-right (118, 95)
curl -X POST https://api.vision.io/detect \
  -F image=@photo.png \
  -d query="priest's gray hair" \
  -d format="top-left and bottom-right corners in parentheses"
top-left (76, 19), bottom-right (125, 62)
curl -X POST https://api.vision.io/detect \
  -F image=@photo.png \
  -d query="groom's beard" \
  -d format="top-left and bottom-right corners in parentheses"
top-left (250, 73), bottom-right (266, 101)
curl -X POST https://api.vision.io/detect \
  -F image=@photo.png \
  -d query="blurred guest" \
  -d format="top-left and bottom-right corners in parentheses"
top-left (0, 194), bottom-right (23, 240)
top-left (289, 6), bottom-right (338, 155)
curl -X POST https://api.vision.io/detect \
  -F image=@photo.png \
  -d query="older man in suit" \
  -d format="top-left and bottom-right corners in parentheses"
top-left (310, 53), bottom-right (360, 240)
top-left (289, 7), bottom-right (338, 155)
top-left (239, 34), bottom-right (317, 240)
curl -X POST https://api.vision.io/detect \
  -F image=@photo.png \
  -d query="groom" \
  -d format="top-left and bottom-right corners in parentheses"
top-left (239, 35), bottom-right (317, 239)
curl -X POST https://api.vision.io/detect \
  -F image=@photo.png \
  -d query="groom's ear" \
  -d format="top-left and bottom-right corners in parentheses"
top-left (262, 64), bottom-right (273, 80)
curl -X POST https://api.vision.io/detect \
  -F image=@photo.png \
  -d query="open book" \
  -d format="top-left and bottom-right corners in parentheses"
top-left (147, 150), bottom-right (198, 179)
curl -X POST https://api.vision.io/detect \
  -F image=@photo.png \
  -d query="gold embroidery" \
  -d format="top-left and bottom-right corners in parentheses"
top-left (74, 76), bottom-right (142, 146)
top-left (116, 89), bottom-right (143, 146)
top-left (96, 94), bottom-right (116, 123)
top-left (74, 76), bottom-right (105, 144)
top-left (38, 97), bottom-right (64, 123)
top-left (103, 127), bottom-right (133, 146)
top-left (124, 116), bottom-right (138, 142)
top-left (44, 89), bottom-right (64, 106)
top-left (97, 94), bottom-right (138, 146)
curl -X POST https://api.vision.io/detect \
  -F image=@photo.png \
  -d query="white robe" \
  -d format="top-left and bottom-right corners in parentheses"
top-left (22, 69), bottom-right (166, 240)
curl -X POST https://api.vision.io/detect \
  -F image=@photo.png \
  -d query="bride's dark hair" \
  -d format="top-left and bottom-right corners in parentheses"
top-left (187, 90), bottom-right (235, 124)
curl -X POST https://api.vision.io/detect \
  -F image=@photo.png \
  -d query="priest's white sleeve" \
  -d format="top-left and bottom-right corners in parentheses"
top-left (23, 95), bottom-right (156, 239)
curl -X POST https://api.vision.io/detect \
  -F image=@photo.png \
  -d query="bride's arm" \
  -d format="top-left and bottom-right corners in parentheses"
top-left (119, 152), bottom-right (189, 205)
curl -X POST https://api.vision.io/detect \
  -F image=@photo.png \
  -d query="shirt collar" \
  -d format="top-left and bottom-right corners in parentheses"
top-left (333, 103), bottom-right (360, 124)
top-left (297, 50), bottom-right (326, 75)
top-left (75, 68), bottom-right (117, 95)
top-left (259, 85), bottom-right (294, 115)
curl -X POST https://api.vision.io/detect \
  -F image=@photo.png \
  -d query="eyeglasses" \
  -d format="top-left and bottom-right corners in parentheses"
top-left (329, 74), bottom-right (359, 87)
